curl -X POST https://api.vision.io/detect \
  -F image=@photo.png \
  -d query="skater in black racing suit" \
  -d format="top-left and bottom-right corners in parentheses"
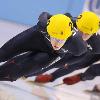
top-left (34, 11), bottom-right (100, 83)
top-left (0, 12), bottom-right (87, 81)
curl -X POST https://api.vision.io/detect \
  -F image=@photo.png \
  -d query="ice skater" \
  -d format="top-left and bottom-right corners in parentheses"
top-left (34, 11), bottom-right (100, 84)
top-left (0, 12), bottom-right (87, 81)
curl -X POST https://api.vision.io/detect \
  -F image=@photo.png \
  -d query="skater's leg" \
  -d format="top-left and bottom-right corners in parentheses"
top-left (22, 52), bottom-right (58, 77)
top-left (0, 62), bottom-right (22, 81)
top-left (0, 52), bottom-right (37, 81)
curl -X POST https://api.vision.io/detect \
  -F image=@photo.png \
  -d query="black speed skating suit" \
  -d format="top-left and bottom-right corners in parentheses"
top-left (0, 12), bottom-right (87, 81)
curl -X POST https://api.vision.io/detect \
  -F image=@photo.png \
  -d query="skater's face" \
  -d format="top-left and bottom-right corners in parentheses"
top-left (50, 37), bottom-right (66, 50)
top-left (82, 34), bottom-right (92, 41)
top-left (79, 30), bottom-right (92, 41)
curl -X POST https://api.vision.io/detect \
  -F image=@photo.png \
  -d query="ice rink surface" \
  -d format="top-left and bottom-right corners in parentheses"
top-left (0, 20), bottom-right (100, 100)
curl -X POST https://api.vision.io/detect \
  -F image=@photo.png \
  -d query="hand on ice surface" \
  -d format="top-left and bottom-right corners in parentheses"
top-left (63, 73), bottom-right (81, 85)
top-left (35, 74), bottom-right (53, 83)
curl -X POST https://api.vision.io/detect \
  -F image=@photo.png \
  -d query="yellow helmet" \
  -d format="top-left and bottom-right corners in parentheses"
top-left (76, 11), bottom-right (100, 35)
top-left (47, 14), bottom-right (73, 40)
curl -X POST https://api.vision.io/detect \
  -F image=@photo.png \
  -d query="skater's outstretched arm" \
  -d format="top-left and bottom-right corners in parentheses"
top-left (50, 51), bottom-right (100, 81)
top-left (63, 63), bottom-right (100, 85)
top-left (34, 51), bottom-right (100, 83)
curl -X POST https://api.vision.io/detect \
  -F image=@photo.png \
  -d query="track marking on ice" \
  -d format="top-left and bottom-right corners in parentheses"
top-left (25, 80), bottom-right (90, 100)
